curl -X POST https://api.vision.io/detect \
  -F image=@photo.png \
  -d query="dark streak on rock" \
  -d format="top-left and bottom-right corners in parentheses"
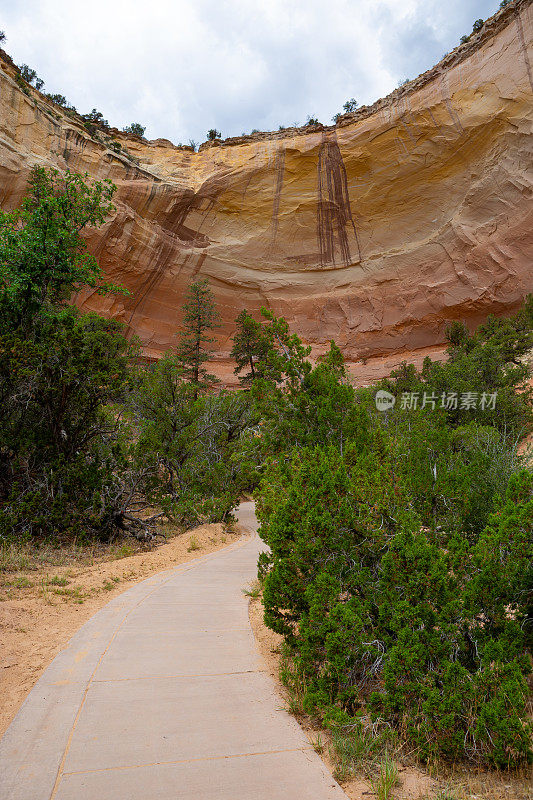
top-left (192, 252), bottom-right (207, 277)
top-left (317, 133), bottom-right (361, 267)
top-left (62, 129), bottom-right (87, 164)
top-left (123, 237), bottom-right (176, 334)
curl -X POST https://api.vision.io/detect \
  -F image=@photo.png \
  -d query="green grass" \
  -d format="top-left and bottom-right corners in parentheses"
top-left (327, 718), bottom-right (396, 784)
top-left (102, 578), bottom-right (121, 591)
top-left (111, 543), bottom-right (135, 560)
top-left (50, 586), bottom-right (86, 603)
top-left (309, 733), bottom-right (324, 754)
top-left (46, 575), bottom-right (69, 587)
top-left (278, 648), bottom-right (308, 717)
top-left (187, 536), bottom-right (200, 552)
top-left (371, 753), bottom-right (399, 800)
top-left (0, 538), bottom-right (102, 573)
top-left (4, 576), bottom-right (33, 588)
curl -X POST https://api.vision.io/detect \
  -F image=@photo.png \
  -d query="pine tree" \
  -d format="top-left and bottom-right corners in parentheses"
top-left (231, 309), bottom-right (269, 385)
top-left (176, 278), bottom-right (220, 398)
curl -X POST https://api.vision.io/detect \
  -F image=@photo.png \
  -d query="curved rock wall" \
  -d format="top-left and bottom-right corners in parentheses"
top-left (0, 0), bottom-right (532, 377)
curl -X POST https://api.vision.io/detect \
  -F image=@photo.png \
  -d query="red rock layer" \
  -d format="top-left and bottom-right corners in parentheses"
top-left (0, 0), bottom-right (531, 381)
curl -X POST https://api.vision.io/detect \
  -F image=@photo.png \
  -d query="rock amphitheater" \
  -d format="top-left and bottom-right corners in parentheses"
top-left (0, 0), bottom-right (532, 382)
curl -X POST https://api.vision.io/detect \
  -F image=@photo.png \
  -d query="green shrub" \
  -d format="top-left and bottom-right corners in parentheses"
top-left (18, 64), bottom-right (43, 90)
top-left (82, 108), bottom-right (109, 129)
top-left (380, 301), bottom-right (533, 437)
top-left (15, 76), bottom-right (30, 96)
top-left (130, 354), bottom-right (257, 525)
top-left (0, 308), bottom-right (135, 539)
top-left (387, 414), bottom-right (522, 538)
top-left (257, 448), bottom-right (532, 765)
top-left (123, 122), bottom-right (145, 137)
top-left (0, 167), bottom-right (138, 541)
top-left (343, 98), bottom-right (358, 112)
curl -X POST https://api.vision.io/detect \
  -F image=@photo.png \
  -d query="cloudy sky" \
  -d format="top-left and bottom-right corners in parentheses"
top-left (0, 0), bottom-right (500, 145)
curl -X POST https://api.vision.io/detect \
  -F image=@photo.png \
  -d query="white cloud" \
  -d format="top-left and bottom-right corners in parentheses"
top-left (0, 0), bottom-right (500, 144)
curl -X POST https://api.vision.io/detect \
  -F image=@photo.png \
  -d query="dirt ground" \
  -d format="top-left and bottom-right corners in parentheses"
top-left (0, 521), bottom-right (244, 737)
top-left (248, 594), bottom-right (532, 800)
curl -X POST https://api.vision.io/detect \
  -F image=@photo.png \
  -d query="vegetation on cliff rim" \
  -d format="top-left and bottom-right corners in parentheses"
top-left (1, 2), bottom-right (519, 151)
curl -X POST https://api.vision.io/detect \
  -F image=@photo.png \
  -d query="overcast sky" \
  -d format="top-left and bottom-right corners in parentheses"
top-left (0, 0), bottom-right (500, 145)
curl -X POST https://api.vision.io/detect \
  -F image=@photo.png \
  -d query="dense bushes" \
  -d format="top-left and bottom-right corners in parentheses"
top-left (0, 167), bottom-right (254, 541)
top-left (255, 308), bottom-right (532, 766)
top-left (258, 446), bottom-right (532, 765)
top-left (123, 123), bottom-right (146, 137)
top-left (0, 167), bottom-right (136, 540)
top-left (0, 308), bottom-right (134, 539)
top-left (380, 304), bottom-right (533, 437)
top-left (129, 353), bottom-right (257, 525)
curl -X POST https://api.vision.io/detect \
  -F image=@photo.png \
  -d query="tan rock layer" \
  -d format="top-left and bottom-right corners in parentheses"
top-left (0, 0), bottom-right (532, 373)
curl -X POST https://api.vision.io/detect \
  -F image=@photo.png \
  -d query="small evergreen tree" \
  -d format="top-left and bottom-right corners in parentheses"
top-left (47, 93), bottom-right (67, 106)
top-left (123, 122), bottom-right (145, 137)
top-left (18, 64), bottom-right (43, 90)
top-left (18, 64), bottom-right (36, 83)
top-left (82, 108), bottom-right (109, 128)
top-left (231, 309), bottom-right (269, 385)
top-left (207, 129), bottom-right (221, 141)
top-left (130, 354), bottom-right (257, 524)
top-left (343, 98), bottom-right (358, 112)
top-left (176, 278), bottom-right (220, 398)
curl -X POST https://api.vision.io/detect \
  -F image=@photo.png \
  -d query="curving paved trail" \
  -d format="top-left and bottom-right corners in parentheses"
top-left (0, 502), bottom-right (347, 799)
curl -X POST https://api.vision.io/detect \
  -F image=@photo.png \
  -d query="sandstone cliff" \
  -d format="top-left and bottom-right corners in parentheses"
top-left (0, 0), bottom-right (532, 381)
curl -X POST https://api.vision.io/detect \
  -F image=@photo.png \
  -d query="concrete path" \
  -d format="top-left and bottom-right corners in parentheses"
top-left (0, 502), bottom-right (347, 799)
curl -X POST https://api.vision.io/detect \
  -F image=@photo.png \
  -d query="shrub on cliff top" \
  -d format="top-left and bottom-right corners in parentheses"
top-left (82, 108), bottom-right (110, 129)
top-left (343, 98), bottom-right (358, 112)
top-left (123, 122), bottom-right (145, 137)
top-left (18, 63), bottom-right (44, 90)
